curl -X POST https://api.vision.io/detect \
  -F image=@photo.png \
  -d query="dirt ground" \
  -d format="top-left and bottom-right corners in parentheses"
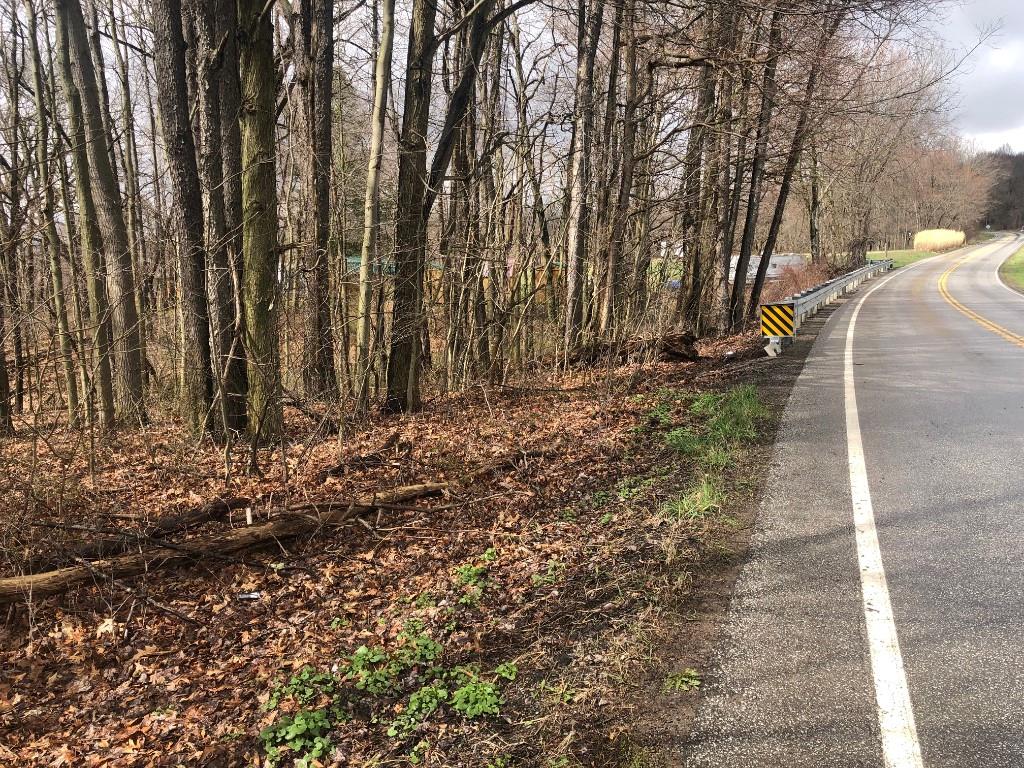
top-left (0, 324), bottom-right (818, 767)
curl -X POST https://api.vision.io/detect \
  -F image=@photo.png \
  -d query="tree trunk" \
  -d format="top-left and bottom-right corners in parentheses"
top-left (599, 0), bottom-right (636, 337)
top-left (56, 0), bottom-right (145, 421)
top-left (808, 145), bottom-right (824, 265)
top-left (152, 0), bottom-right (214, 434)
top-left (563, 0), bottom-right (605, 352)
top-left (729, 6), bottom-right (783, 328)
top-left (25, 0), bottom-right (80, 423)
top-left (297, 0), bottom-right (338, 400)
top-left (217, 0), bottom-right (248, 433)
top-left (384, 0), bottom-right (437, 412)
top-left (55, 0), bottom-right (116, 428)
top-left (238, 0), bottom-right (283, 440)
top-left (747, 14), bottom-right (842, 317)
top-left (356, 0), bottom-right (395, 414)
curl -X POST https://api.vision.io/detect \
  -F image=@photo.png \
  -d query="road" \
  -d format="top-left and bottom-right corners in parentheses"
top-left (686, 234), bottom-right (1024, 768)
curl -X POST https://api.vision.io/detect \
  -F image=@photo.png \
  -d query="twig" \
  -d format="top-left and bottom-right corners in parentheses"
top-left (67, 553), bottom-right (201, 627)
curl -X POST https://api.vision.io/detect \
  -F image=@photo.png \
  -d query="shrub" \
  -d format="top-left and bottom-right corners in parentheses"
top-left (913, 229), bottom-right (964, 252)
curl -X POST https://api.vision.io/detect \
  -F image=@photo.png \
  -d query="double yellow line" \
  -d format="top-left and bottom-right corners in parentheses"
top-left (937, 245), bottom-right (1024, 349)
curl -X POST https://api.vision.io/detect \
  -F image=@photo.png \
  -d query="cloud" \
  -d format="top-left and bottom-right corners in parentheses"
top-left (931, 0), bottom-right (1024, 150)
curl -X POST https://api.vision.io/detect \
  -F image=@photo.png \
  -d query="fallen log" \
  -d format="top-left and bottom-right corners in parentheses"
top-left (0, 450), bottom-right (544, 605)
top-left (26, 496), bottom-right (251, 571)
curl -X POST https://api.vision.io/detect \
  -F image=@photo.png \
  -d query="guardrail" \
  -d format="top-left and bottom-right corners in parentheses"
top-left (760, 258), bottom-right (894, 356)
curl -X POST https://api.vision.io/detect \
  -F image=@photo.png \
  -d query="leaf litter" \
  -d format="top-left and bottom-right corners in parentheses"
top-left (0, 331), bottom-right (781, 767)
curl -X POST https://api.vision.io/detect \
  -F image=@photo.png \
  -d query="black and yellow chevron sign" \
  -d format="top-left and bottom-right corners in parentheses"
top-left (761, 303), bottom-right (795, 337)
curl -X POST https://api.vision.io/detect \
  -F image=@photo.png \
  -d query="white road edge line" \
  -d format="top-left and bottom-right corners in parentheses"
top-left (844, 266), bottom-right (925, 768)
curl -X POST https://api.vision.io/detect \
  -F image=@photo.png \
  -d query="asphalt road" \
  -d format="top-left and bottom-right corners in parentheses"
top-left (686, 234), bottom-right (1024, 768)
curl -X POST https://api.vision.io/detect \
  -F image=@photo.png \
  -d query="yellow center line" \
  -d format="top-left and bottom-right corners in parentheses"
top-left (937, 244), bottom-right (1024, 349)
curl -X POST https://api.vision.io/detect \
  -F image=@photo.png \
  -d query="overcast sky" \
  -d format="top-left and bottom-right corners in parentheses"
top-left (934, 0), bottom-right (1024, 151)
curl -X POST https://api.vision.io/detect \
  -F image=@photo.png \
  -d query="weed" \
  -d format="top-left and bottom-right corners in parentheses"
top-left (616, 475), bottom-right (657, 501)
top-left (663, 668), bottom-right (701, 693)
top-left (265, 666), bottom-right (342, 710)
top-left (495, 661), bottom-right (518, 681)
top-left (343, 620), bottom-right (442, 695)
top-left (646, 401), bottom-right (674, 428)
top-left (329, 616), bottom-right (350, 630)
top-left (699, 444), bottom-right (733, 471)
top-left (343, 645), bottom-right (397, 695)
top-left (388, 683), bottom-right (449, 738)
top-left (408, 739), bottom-right (431, 765)
top-left (414, 591), bottom-right (437, 609)
top-left (259, 708), bottom-right (333, 768)
top-left (454, 556), bottom-right (491, 606)
top-left (451, 677), bottom-right (501, 717)
top-left (704, 385), bottom-right (767, 444)
top-left (488, 756), bottom-right (512, 768)
top-left (688, 392), bottom-right (722, 418)
top-left (665, 427), bottom-right (706, 456)
top-left (531, 559), bottom-right (565, 586)
top-left (667, 385), bottom-right (766, 461)
top-left (599, 512), bottom-right (615, 525)
top-left (537, 678), bottom-right (575, 706)
top-left (454, 562), bottom-right (487, 587)
top-left (661, 476), bottom-right (725, 521)
top-left (592, 489), bottom-right (613, 507)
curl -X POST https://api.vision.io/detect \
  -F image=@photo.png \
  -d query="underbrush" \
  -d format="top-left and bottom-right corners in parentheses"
top-left (0, 340), bottom-right (777, 767)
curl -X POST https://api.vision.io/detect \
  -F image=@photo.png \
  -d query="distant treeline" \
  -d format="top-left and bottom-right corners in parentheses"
top-left (982, 148), bottom-right (1024, 230)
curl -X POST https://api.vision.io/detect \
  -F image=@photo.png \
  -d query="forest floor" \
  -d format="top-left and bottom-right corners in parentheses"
top-left (0, 325), bottom-right (813, 768)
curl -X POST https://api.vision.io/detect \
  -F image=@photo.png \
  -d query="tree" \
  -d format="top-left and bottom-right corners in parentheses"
top-left (25, 0), bottom-right (79, 423)
top-left (296, 0), bottom-right (338, 400)
top-left (238, 0), bottom-right (283, 440)
top-left (384, 0), bottom-right (437, 413)
top-left (355, 0), bottom-right (396, 414)
top-left (152, 0), bottom-right (213, 434)
top-left (56, 0), bottom-right (146, 421)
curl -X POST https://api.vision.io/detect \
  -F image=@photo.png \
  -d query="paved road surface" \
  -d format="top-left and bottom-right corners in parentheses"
top-left (686, 235), bottom-right (1024, 767)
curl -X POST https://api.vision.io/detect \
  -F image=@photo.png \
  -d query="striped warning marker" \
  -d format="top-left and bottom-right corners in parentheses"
top-left (761, 303), bottom-right (795, 337)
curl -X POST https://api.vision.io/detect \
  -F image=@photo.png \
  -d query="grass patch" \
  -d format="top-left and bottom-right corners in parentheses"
top-left (662, 668), bottom-right (702, 694)
top-left (867, 249), bottom-right (932, 268)
top-left (660, 385), bottom-right (767, 525)
top-left (661, 475), bottom-right (725, 521)
top-left (999, 244), bottom-right (1024, 294)
top-left (665, 384), bottom-right (767, 461)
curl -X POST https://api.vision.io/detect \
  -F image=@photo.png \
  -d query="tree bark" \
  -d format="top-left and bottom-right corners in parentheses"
top-left (55, 0), bottom-right (116, 428)
top-left (26, 0), bottom-right (80, 423)
top-left (355, 0), bottom-right (396, 414)
top-left (56, 0), bottom-right (145, 421)
top-left (563, 0), bottom-right (605, 352)
top-left (384, 0), bottom-right (437, 412)
top-left (297, 0), bottom-right (338, 400)
top-left (747, 14), bottom-right (843, 317)
top-left (217, 0), bottom-right (248, 433)
top-left (238, 0), bottom-right (283, 440)
top-left (152, 0), bottom-right (214, 434)
top-left (729, 6), bottom-right (783, 329)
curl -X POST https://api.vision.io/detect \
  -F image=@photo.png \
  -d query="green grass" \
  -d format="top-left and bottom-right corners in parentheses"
top-left (661, 475), bottom-right (725, 521)
top-left (867, 249), bottom-right (932, 268)
top-left (999, 245), bottom-right (1024, 294)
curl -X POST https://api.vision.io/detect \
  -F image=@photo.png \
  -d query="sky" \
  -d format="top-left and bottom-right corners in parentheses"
top-left (934, 0), bottom-right (1024, 151)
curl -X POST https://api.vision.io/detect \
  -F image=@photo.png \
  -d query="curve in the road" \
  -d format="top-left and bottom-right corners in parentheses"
top-left (938, 244), bottom-right (1024, 349)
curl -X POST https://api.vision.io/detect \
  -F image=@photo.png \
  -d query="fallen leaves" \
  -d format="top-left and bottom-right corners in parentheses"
top-left (0, 333), bottom-right (769, 766)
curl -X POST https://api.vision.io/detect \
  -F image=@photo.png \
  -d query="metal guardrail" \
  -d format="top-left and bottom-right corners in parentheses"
top-left (761, 258), bottom-right (894, 356)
